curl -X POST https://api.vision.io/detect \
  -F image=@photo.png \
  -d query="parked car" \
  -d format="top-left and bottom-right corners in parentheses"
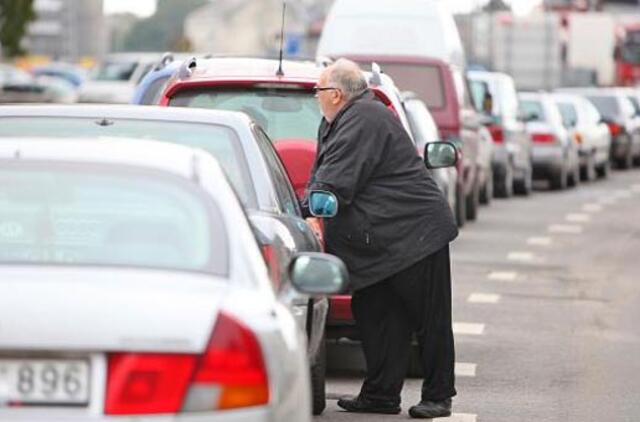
top-left (131, 53), bottom-right (190, 105)
top-left (31, 62), bottom-right (87, 88)
top-left (468, 70), bottom-right (533, 197)
top-left (402, 91), bottom-right (457, 213)
top-left (0, 104), bottom-right (332, 414)
top-left (519, 92), bottom-right (581, 190)
top-left (78, 53), bottom-right (160, 103)
top-left (551, 92), bottom-right (612, 179)
top-left (0, 137), bottom-right (348, 421)
top-left (558, 87), bottom-right (640, 169)
top-left (0, 64), bottom-right (77, 104)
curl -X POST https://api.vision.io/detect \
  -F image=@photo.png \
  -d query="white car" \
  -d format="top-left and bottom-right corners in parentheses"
top-left (551, 92), bottom-right (612, 180)
top-left (79, 53), bottom-right (160, 103)
top-left (0, 138), bottom-right (347, 421)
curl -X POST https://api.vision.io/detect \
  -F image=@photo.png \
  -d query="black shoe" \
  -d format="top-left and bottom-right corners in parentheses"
top-left (408, 398), bottom-right (452, 418)
top-left (337, 395), bottom-right (401, 414)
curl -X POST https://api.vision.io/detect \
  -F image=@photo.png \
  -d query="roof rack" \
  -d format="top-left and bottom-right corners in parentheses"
top-left (154, 52), bottom-right (175, 71)
top-left (178, 57), bottom-right (198, 79)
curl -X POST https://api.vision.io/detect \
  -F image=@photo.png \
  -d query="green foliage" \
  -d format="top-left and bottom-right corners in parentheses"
top-left (122, 0), bottom-right (208, 51)
top-left (0, 0), bottom-right (36, 57)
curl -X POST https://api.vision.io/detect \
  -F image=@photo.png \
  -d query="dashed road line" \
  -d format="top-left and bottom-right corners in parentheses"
top-left (467, 293), bottom-right (501, 304)
top-left (453, 323), bottom-right (485, 335)
top-left (507, 251), bottom-right (535, 262)
top-left (565, 213), bottom-right (591, 223)
top-left (455, 362), bottom-right (477, 377)
top-left (582, 203), bottom-right (603, 213)
top-left (487, 271), bottom-right (518, 282)
top-left (548, 224), bottom-right (583, 234)
top-left (527, 236), bottom-right (552, 246)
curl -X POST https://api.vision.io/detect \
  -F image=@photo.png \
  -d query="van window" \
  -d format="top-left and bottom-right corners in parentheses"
top-left (370, 63), bottom-right (445, 109)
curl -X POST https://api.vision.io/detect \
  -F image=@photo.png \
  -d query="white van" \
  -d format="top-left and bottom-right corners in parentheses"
top-left (316, 0), bottom-right (465, 69)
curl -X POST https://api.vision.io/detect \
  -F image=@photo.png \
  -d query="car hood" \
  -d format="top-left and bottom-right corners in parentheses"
top-left (0, 267), bottom-right (227, 353)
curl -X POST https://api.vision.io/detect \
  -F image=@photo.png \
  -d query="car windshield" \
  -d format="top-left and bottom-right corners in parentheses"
top-left (0, 117), bottom-right (256, 208)
top-left (0, 162), bottom-right (226, 274)
top-left (519, 100), bottom-right (546, 122)
top-left (90, 61), bottom-right (137, 82)
top-left (170, 87), bottom-right (321, 142)
top-left (556, 101), bottom-right (578, 127)
top-left (586, 96), bottom-right (620, 120)
top-left (358, 62), bottom-right (445, 109)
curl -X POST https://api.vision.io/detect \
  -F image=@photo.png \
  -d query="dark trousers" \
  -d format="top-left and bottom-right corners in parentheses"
top-left (351, 245), bottom-right (456, 405)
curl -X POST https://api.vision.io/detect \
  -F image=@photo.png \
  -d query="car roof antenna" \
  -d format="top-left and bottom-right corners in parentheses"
top-left (276, 1), bottom-right (286, 77)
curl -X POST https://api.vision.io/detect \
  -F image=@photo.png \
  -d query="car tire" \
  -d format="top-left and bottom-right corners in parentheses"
top-left (494, 163), bottom-right (514, 198)
top-left (513, 167), bottom-right (532, 196)
top-left (311, 336), bottom-right (327, 415)
top-left (596, 160), bottom-right (610, 179)
top-left (617, 147), bottom-right (633, 169)
top-left (466, 179), bottom-right (479, 221)
top-left (550, 166), bottom-right (568, 190)
top-left (455, 184), bottom-right (466, 228)
top-left (479, 168), bottom-right (493, 205)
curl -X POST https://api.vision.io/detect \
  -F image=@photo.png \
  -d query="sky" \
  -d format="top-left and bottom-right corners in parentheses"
top-left (102, 0), bottom-right (544, 18)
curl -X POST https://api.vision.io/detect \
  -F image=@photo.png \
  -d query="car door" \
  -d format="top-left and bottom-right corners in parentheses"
top-left (249, 125), bottom-right (328, 361)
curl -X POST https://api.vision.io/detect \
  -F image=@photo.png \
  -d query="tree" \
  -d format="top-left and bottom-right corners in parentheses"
top-left (122, 0), bottom-right (208, 51)
top-left (0, 0), bottom-right (36, 57)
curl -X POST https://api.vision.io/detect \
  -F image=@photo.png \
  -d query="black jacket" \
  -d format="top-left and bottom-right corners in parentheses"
top-left (307, 90), bottom-right (458, 291)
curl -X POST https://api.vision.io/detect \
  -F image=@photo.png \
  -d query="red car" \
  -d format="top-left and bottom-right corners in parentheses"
top-left (158, 57), bottom-right (417, 341)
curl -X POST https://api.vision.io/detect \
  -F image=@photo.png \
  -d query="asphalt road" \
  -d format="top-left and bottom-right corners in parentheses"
top-left (318, 169), bottom-right (640, 422)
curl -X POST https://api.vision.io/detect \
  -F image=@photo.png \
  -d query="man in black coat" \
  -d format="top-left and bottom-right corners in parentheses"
top-left (306, 58), bottom-right (459, 419)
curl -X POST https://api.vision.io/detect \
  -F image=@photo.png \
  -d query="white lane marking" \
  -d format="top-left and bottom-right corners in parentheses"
top-left (582, 203), bottom-right (603, 213)
top-left (527, 236), bottom-right (552, 246)
top-left (441, 414), bottom-right (478, 422)
top-left (548, 224), bottom-right (583, 234)
top-left (453, 323), bottom-right (485, 335)
top-left (566, 213), bottom-right (591, 223)
top-left (507, 251), bottom-right (535, 262)
top-left (455, 362), bottom-right (477, 377)
top-left (468, 293), bottom-right (501, 304)
top-left (614, 189), bottom-right (632, 198)
top-left (599, 196), bottom-right (618, 205)
top-left (487, 271), bottom-right (518, 282)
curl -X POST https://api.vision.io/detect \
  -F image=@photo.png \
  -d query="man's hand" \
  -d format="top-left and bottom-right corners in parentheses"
top-left (306, 217), bottom-right (325, 249)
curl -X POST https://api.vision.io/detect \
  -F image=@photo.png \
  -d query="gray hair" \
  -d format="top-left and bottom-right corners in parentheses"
top-left (326, 58), bottom-right (368, 101)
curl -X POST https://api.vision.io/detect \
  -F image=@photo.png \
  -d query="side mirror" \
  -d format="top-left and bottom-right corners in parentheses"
top-left (289, 252), bottom-right (349, 295)
top-left (308, 190), bottom-right (338, 218)
top-left (424, 141), bottom-right (458, 169)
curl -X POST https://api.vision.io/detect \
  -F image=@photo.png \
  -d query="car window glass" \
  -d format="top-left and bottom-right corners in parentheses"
top-left (468, 79), bottom-right (487, 113)
top-left (586, 95), bottom-right (620, 120)
top-left (0, 117), bottom-right (257, 208)
top-left (140, 75), bottom-right (170, 105)
top-left (362, 62), bottom-right (445, 109)
top-left (90, 61), bottom-right (137, 82)
top-left (583, 100), bottom-right (601, 124)
top-left (135, 63), bottom-right (154, 84)
top-left (627, 96), bottom-right (640, 117)
top-left (556, 101), bottom-right (578, 127)
top-left (170, 87), bottom-right (321, 142)
top-left (253, 127), bottom-right (301, 217)
top-left (0, 163), bottom-right (226, 275)
top-left (519, 99), bottom-right (546, 122)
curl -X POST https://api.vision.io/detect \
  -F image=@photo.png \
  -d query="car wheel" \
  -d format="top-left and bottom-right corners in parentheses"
top-left (455, 184), bottom-right (466, 228)
top-left (550, 166), bottom-right (568, 190)
top-left (479, 168), bottom-right (493, 205)
top-left (494, 163), bottom-right (514, 198)
top-left (311, 336), bottom-right (327, 415)
top-left (617, 148), bottom-right (633, 169)
top-left (596, 160), bottom-right (610, 179)
top-left (465, 179), bottom-right (479, 221)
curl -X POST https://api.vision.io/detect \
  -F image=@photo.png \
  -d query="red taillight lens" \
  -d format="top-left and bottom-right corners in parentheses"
top-left (607, 122), bottom-right (623, 137)
top-left (531, 132), bottom-right (556, 143)
top-left (191, 312), bottom-right (269, 410)
top-left (488, 124), bottom-right (504, 143)
top-left (105, 354), bottom-right (197, 415)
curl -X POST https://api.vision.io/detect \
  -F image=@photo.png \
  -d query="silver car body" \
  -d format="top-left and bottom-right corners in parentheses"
top-left (0, 138), bottom-right (312, 421)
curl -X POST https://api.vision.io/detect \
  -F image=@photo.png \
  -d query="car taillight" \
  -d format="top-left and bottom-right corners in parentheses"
top-left (607, 122), bottom-right (623, 137)
top-left (186, 312), bottom-right (269, 411)
top-left (105, 354), bottom-right (197, 415)
top-left (531, 132), bottom-right (556, 143)
top-left (487, 124), bottom-right (504, 143)
top-left (105, 312), bottom-right (269, 415)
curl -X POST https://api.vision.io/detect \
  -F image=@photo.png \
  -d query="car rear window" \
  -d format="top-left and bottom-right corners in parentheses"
top-left (169, 87), bottom-right (321, 142)
top-left (556, 101), bottom-right (578, 127)
top-left (90, 61), bottom-right (137, 82)
top-left (0, 117), bottom-right (256, 208)
top-left (586, 95), bottom-right (619, 120)
top-left (362, 63), bottom-right (446, 109)
top-left (0, 162), bottom-right (227, 275)
top-left (519, 100), bottom-right (546, 122)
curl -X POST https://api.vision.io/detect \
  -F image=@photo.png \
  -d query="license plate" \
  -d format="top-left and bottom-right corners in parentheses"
top-left (0, 359), bottom-right (90, 406)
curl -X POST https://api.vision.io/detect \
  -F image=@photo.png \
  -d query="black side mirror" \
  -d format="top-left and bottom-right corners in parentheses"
top-left (289, 252), bottom-right (349, 295)
top-left (423, 142), bottom-right (458, 169)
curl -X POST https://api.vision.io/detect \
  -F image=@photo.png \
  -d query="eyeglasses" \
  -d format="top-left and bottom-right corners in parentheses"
top-left (313, 86), bottom-right (340, 93)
